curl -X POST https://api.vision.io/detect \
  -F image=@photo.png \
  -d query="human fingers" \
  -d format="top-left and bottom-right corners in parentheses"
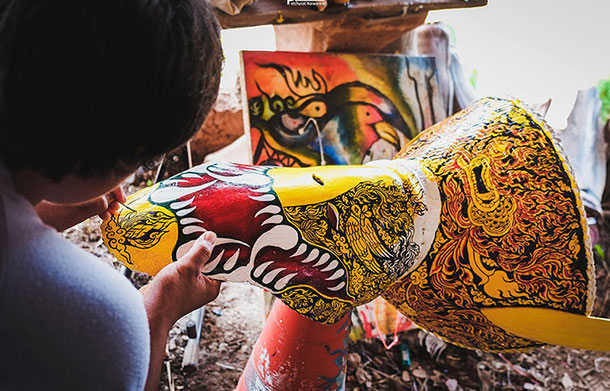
top-left (105, 198), bottom-right (121, 216)
top-left (178, 231), bottom-right (217, 276)
top-left (110, 186), bottom-right (127, 204)
top-left (99, 187), bottom-right (125, 220)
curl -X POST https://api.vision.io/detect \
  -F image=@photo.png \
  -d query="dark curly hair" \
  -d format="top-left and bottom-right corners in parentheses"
top-left (0, 0), bottom-right (223, 182)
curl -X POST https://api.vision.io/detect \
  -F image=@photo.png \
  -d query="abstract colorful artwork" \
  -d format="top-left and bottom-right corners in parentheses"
top-left (102, 97), bottom-right (610, 352)
top-left (241, 51), bottom-right (446, 167)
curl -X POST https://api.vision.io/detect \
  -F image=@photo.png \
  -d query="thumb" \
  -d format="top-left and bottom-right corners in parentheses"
top-left (180, 231), bottom-right (217, 274)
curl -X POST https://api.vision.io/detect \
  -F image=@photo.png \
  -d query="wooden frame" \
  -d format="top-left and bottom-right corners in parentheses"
top-left (216, 0), bottom-right (487, 29)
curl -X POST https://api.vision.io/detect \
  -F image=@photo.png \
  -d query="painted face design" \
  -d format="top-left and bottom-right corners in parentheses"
top-left (103, 160), bottom-right (439, 324)
top-left (103, 97), bottom-right (610, 353)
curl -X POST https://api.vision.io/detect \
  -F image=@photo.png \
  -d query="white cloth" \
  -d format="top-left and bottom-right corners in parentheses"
top-left (0, 163), bottom-right (150, 390)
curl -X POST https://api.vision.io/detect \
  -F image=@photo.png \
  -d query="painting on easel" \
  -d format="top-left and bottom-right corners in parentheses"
top-left (240, 51), bottom-right (446, 167)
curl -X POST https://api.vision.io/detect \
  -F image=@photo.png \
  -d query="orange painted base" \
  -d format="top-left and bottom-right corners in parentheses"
top-left (237, 300), bottom-right (351, 391)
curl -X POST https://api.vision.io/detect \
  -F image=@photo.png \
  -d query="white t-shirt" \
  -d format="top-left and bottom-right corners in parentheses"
top-left (0, 163), bottom-right (150, 390)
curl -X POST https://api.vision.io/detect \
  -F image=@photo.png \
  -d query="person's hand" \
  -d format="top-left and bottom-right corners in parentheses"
top-left (142, 230), bottom-right (220, 391)
top-left (35, 187), bottom-right (126, 231)
top-left (141, 231), bottom-right (221, 330)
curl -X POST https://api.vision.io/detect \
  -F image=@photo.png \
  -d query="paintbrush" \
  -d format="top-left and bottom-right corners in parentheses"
top-left (107, 191), bottom-right (137, 213)
top-left (119, 202), bottom-right (137, 213)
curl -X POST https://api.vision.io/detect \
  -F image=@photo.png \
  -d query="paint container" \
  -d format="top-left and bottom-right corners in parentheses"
top-left (237, 300), bottom-right (351, 391)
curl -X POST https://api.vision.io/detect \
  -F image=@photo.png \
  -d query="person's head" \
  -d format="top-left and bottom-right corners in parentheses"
top-left (0, 0), bottom-right (223, 189)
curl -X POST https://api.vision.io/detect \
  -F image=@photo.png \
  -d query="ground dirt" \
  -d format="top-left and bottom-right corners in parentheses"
top-left (63, 163), bottom-right (610, 391)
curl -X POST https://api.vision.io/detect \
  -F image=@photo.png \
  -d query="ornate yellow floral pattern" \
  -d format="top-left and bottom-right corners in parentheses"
top-left (283, 177), bottom-right (426, 319)
top-left (384, 97), bottom-right (593, 351)
top-left (279, 286), bottom-right (352, 324)
top-left (104, 209), bottom-right (175, 266)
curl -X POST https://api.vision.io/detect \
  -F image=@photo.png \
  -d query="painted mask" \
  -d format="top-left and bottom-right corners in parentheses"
top-left (102, 97), bottom-right (610, 352)
top-left (103, 158), bottom-right (438, 324)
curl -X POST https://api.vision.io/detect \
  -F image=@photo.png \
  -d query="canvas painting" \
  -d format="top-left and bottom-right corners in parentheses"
top-left (240, 51), bottom-right (447, 167)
